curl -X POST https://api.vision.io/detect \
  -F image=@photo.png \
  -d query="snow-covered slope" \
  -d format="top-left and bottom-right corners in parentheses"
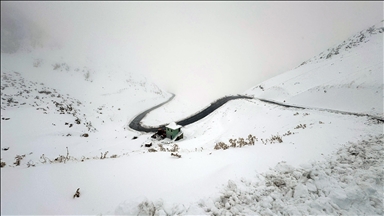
top-left (1, 47), bottom-right (171, 165)
top-left (245, 22), bottom-right (384, 117)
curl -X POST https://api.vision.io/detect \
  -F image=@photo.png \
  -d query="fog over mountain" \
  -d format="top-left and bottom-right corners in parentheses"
top-left (1, 1), bottom-right (382, 104)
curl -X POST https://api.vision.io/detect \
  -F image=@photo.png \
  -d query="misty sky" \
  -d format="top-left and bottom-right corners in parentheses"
top-left (2, 1), bottom-right (383, 103)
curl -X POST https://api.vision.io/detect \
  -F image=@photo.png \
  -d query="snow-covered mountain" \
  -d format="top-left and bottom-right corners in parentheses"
top-left (1, 21), bottom-right (383, 215)
top-left (245, 21), bottom-right (384, 117)
top-left (1, 44), bottom-right (171, 164)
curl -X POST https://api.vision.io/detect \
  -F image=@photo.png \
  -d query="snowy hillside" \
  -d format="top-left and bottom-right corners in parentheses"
top-left (2, 22), bottom-right (384, 215)
top-left (1, 47), bottom-right (171, 166)
top-left (245, 21), bottom-right (384, 117)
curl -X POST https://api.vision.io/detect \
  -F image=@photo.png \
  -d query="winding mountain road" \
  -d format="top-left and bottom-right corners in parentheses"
top-left (255, 97), bottom-right (384, 122)
top-left (129, 94), bottom-right (383, 133)
top-left (128, 94), bottom-right (253, 132)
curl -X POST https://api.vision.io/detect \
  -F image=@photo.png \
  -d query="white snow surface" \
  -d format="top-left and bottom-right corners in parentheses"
top-left (245, 22), bottom-right (384, 118)
top-left (1, 23), bottom-right (384, 215)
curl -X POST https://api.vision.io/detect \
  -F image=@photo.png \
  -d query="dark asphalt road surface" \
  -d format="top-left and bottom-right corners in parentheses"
top-left (255, 97), bottom-right (384, 123)
top-left (129, 94), bottom-right (383, 133)
top-left (129, 94), bottom-right (253, 132)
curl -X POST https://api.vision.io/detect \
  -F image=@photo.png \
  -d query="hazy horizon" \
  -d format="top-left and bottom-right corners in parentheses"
top-left (1, 1), bottom-right (383, 104)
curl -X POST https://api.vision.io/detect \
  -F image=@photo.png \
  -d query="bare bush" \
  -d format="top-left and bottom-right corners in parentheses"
top-left (14, 155), bottom-right (25, 166)
top-left (169, 144), bottom-right (179, 152)
top-left (81, 133), bottom-right (89, 137)
top-left (148, 148), bottom-right (157, 152)
top-left (171, 153), bottom-right (181, 158)
top-left (85, 121), bottom-right (96, 132)
top-left (1, 161), bottom-right (6, 168)
top-left (229, 139), bottom-right (237, 148)
top-left (158, 144), bottom-right (166, 152)
top-left (40, 154), bottom-right (52, 163)
top-left (247, 134), bottom-right (257, 145)
top-left (214, 142), bottom-right (229, 150)
top-left (237, 137), bottom-right (247, 147)
top-left (52, 147), bottom-right (71, 163)
top-left (27, 160), bottom-right (35, 168)
top-left (100, 151), bottom-right (109, 159)
top-left (73, 188), bottom-right (80, 198)
top-left (270, 134), bottom-right (283, 143)
top-left (283, 130), bottom-right (292, 136)
top-left (215, 135), bottom-right (258, 150)
top-left (294, 124), bottom-right (307, 129)
top-left (54, 155), bottom-right (66, 163)
top-left (138, 199), bottom-right (157, 216)
top-left (261, 134), bottom-right (283, 144)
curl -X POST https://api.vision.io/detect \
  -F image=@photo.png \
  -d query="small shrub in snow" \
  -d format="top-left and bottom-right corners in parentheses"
top-left (367, 25), bottom-right (375, 34)
top-left (110, 154), bottom-right (118, 158)
top-left (261, 134), bottom-right (283, 144)
top-left (85, 121), bottom-right (96, 132)
top-left (294, 124), bottom-right (307, 129)
top-left (247, 134), bottom-right (257, 145)
top-left (171, 153), bottom-right (181, 158)
top-left (75, 118), bottom-right (81, 124)
top-left (52, 147), bottom-right (71, 164)
top-left (14, 154), bottom-right (25, 166)
top-left (39, 154), bottom-right (52, 163)
top-left (283, 130), bottom-right (292, 136)
top-left (27, 160), bottom-right (35, 168)
top-left (54, 155), bottom-right (66, 163)
top-left (137, 199), bottom-right (157, 216)
top-left (158, 144), bottom-right (166, 152)
top-left (100, 151), bottom-right (109, 159)
top-left (214, 142), bottom-right (229, 150)
top-left (148, 148), bottom-right (157, 153)
top-left (169, 144), bottom-right (179, 152)
top-left (1, 161), bottom-right (6, 168)
top-left (229, 139), bottom-right (236, 148)
top-left (237, 138), bottom-right (246, 147)
top-left (216, 135), bottom-right (258, 150)
top-left (270, 134), bottom-right (283, 143)
top-left (73, 188), bottom-right (80, 199)
top-left (80, 133), bottom-right (89, 137)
